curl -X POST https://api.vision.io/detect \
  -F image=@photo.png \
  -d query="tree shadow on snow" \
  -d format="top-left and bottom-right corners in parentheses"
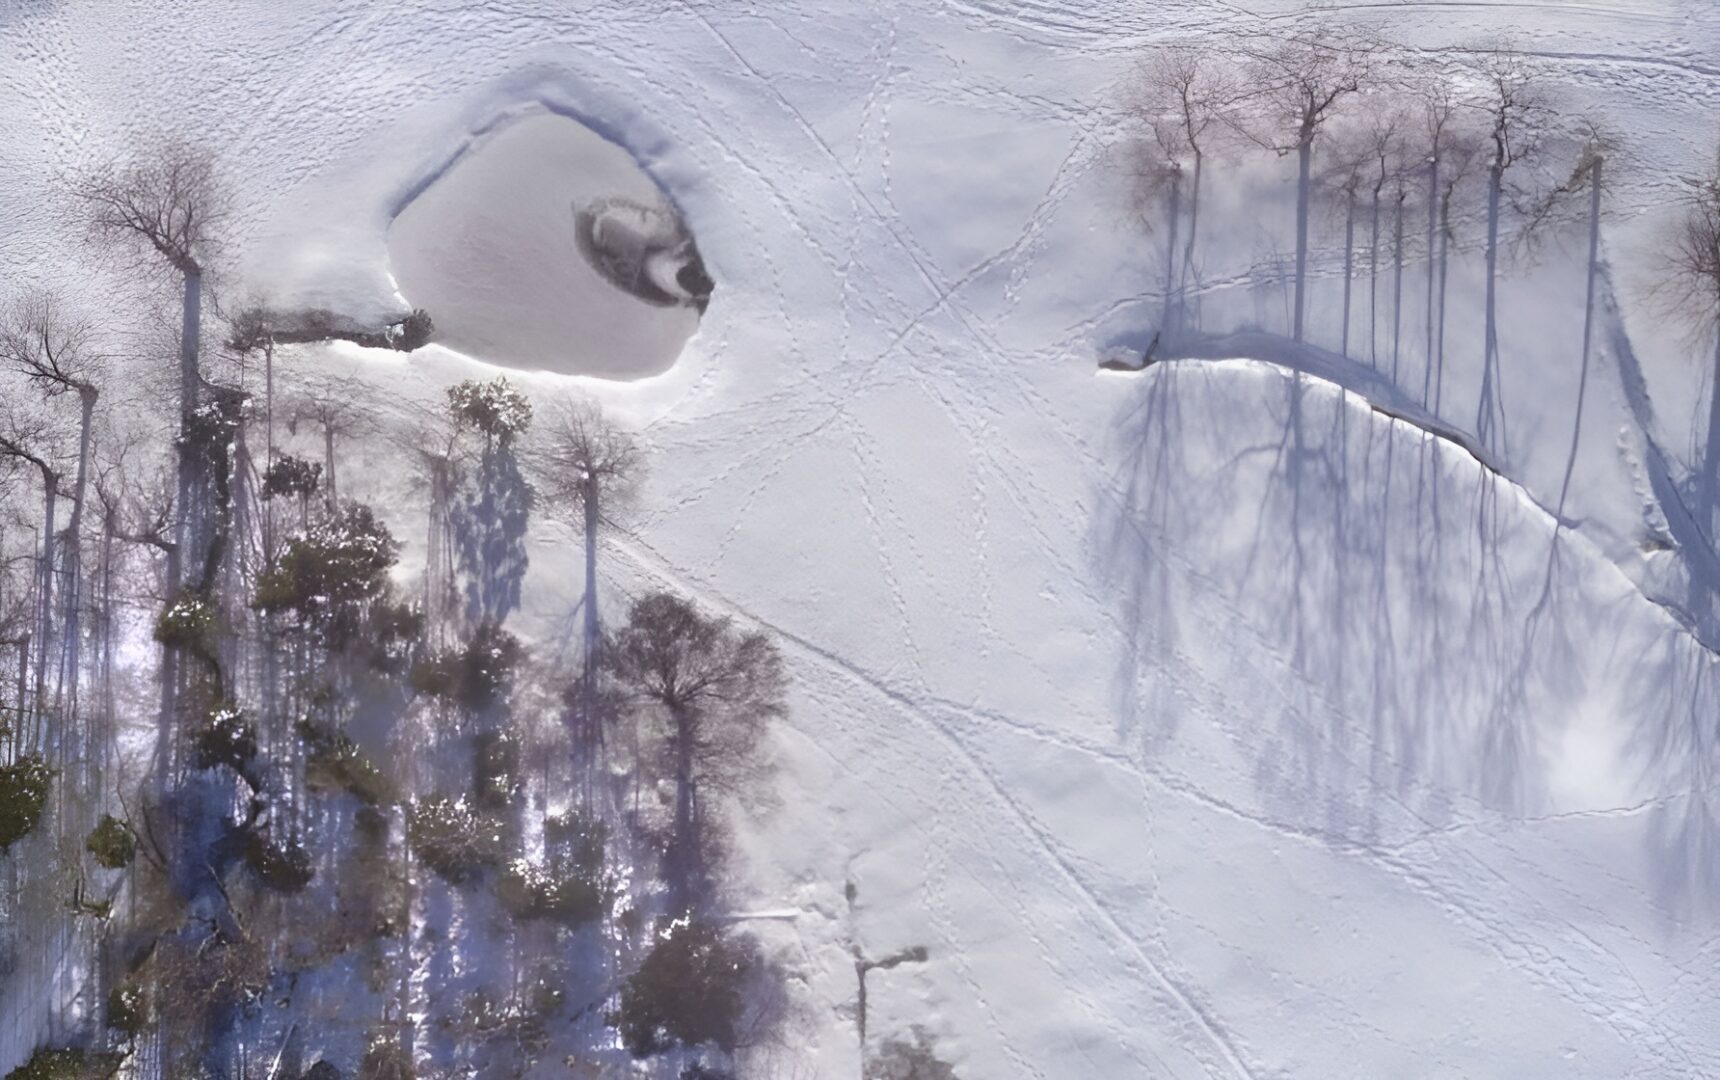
top-left (1093, 324), bottom-right (1578, 851)
top-left (452, 445), bottom-right (533, 624)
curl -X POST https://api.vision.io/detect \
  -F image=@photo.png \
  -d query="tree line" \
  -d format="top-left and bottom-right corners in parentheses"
top-left (1128, 24), bottom-right (1720, 598)
top-left (0, 143), bottom-right (810, 1080)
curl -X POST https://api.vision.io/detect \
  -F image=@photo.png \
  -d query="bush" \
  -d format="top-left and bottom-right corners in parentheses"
top-left (262, 455), bottom-right (323, 502)
top-left (184, 386), bottom-right (248, 454)
top-left (411, 621), bottom-right (521, 714)
top-left (86, 814), bottom-right (136, 869)
top-left (357, 1034), bottom-right (414, 1080)
top-left (153, 592), bottom-right (216, 651)
top-left (613, 920), bottom-right (759, 1057)
top-left (494, 860), bottom-right (606, 927)
top-left (866, 1028), bottom-right (961, 1079)
top-left (447, 377), bottom-right (532, 445)
top-left (106, 982), bottom-right (146, 1039)
top-left (255, 503), bottom-right (401, 642)
top-left (366, 601), bottom-right (424, 674)
top-left (244, 831), bottom-right (314, 893)
top-left (392, 309), bottom-right (434, 352)
top-left (192, 703), bottom-right (257, 775)
top-left (299, 1063), bottom-right (341, 1080)
top-left (300, 721), bottom-right (396, 806)
top-left (2, 1048), bottom-right (123, 1080)
top-left (0, 755), bottom-right (52, 853)
top-left (406, 796), bottom-right (503, 884)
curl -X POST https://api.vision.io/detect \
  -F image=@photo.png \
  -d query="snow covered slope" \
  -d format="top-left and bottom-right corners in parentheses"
top-left (3, 1), bottom-right (1719, 1076)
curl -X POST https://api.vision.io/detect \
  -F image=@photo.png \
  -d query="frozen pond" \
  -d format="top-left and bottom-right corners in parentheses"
top-left (388, 112), bottom-right (708, 379)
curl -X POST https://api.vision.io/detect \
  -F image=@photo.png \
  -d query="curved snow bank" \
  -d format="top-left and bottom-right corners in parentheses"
top-left (387, 111), bottom-right (703, 379)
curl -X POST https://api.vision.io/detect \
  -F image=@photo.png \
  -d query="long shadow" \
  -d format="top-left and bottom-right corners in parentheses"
top-left (1094, 324), bottom-right (1578, 852)
top-left (451, 446), bottom-right (532, 625)
top-left (1601, 264), bottom-right (1720, 917)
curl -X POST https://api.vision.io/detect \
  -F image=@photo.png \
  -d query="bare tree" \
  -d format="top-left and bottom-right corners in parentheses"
top-left (1128, 43), bottom-right (1240, 339)
top-left (1317, 124), bottom-right (1372, 358)
top-left (1467, 44), bottom-right (1557, 453)
top-left (0, 291), bottom-right (103, 710)
top-left (607, 592), bottom-right (784, 912)
top-left (1429, 126), bottom-right (1484, 413)
top-left (0, 405), bottom-right (67, 747)
top-left (76, 140), bottom-right (225, 579)
top-left (1417, 75), bottom-right (1462, 404)
top-left (536, 399), bottom-right (642, 811)
top-left (288, 377), bottom-right (379, 507)
top-left (1525, 119), bottom-right (1617, 518)
top-left (1656, 146), bottom-right (1720, 530)
top-left (1358, 106), bottom-right (1408, 369)
top-left (1236, 26), bottom-right (1378, 343)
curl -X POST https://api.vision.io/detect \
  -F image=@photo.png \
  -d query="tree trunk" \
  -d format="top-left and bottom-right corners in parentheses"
top-left (1479, 165), bottom-right (1505, 451)
top-left (164, 267), bottom-right (201, 779)
top-left (1392, 192), bottom-right (1406, 383)
top-left (1706, 332), bottom-right (1720, 540)
top-left (35, 476), bottom-right (56, 738)
top-left (1293, 135), bottom-right (1313, 343)
top-left (1369, 183), bottom-right (1383, 367)
top-left (1557, 157), bottom-right (1604, 518)
top-left (1182, 151), bottom-right (1204, 333)
top-left (1163, 165), bottom-right (1182, 341)
top-left (670, 708), bottom-right (696, 912)
top-left (1341, 195), bottom-right (1355, 358)
top-left (1437, 191), bottom-right (1453, 415)
top-left (58, 388), bottom-right (96, 711)
top-left (264, 339), bottom-right (275, 561)
top-left (1424, 157), bottom-right (1439, 405)
top-left (324, 424), bottom-right (337, 506)
top-left (578, 476), bottom-right (603, 802)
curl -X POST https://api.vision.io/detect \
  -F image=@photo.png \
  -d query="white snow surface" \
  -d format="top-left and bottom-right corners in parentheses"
top-left (4, 1), bottom-right (1720, 1077)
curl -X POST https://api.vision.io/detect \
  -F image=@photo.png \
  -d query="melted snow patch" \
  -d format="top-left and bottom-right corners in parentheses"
top-left (388, 111), bottom-right (706, 379)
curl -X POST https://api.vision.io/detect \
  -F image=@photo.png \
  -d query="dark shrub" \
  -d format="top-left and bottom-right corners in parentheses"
top-left (262, 455), bottom-right (323, 501)
top-left (446, 377), bottom-right (532, 445)
top-left (86, 815), bottom-right (136, 869)
top-left (153, 591), bottom-right (215, 651)
top-left (300, 720), bottom-right (396, 806)
top-left (411, 621), bottom-right (521, 714)
top-left (255, 503), bottom-right (400, 643)
top-left (612, 920), bottom-right (760, 1057)
top-left (406, 796), bottom-right (503, 884)
top-left (244, 831), bottom-right (314, 893)
top-left (494, 860), bottom-right (606, 927)
top-left (392, 309), bottom-right (434, 352)
top-left (0, 755), bottom-right (52, 853)
top-left (106, 982), bottom-right (146, 1039)
top-left (192, 703), bottom-right (257, 775)
top-left (3, 1048), bottom-right (123, 1080)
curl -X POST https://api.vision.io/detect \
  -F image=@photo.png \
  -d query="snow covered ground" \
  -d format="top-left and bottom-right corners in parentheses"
top-left (3, 0), bottom-right (1720, 1076)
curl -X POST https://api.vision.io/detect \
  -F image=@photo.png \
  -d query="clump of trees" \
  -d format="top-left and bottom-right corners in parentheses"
top-left (0, 279), bottom-right (798, 1075)
top-left (1123, 29), bottom-right (1617, 466)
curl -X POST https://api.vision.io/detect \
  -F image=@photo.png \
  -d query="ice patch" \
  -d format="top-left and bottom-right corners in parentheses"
top-left (387, 111), bottom-right (705, 379)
